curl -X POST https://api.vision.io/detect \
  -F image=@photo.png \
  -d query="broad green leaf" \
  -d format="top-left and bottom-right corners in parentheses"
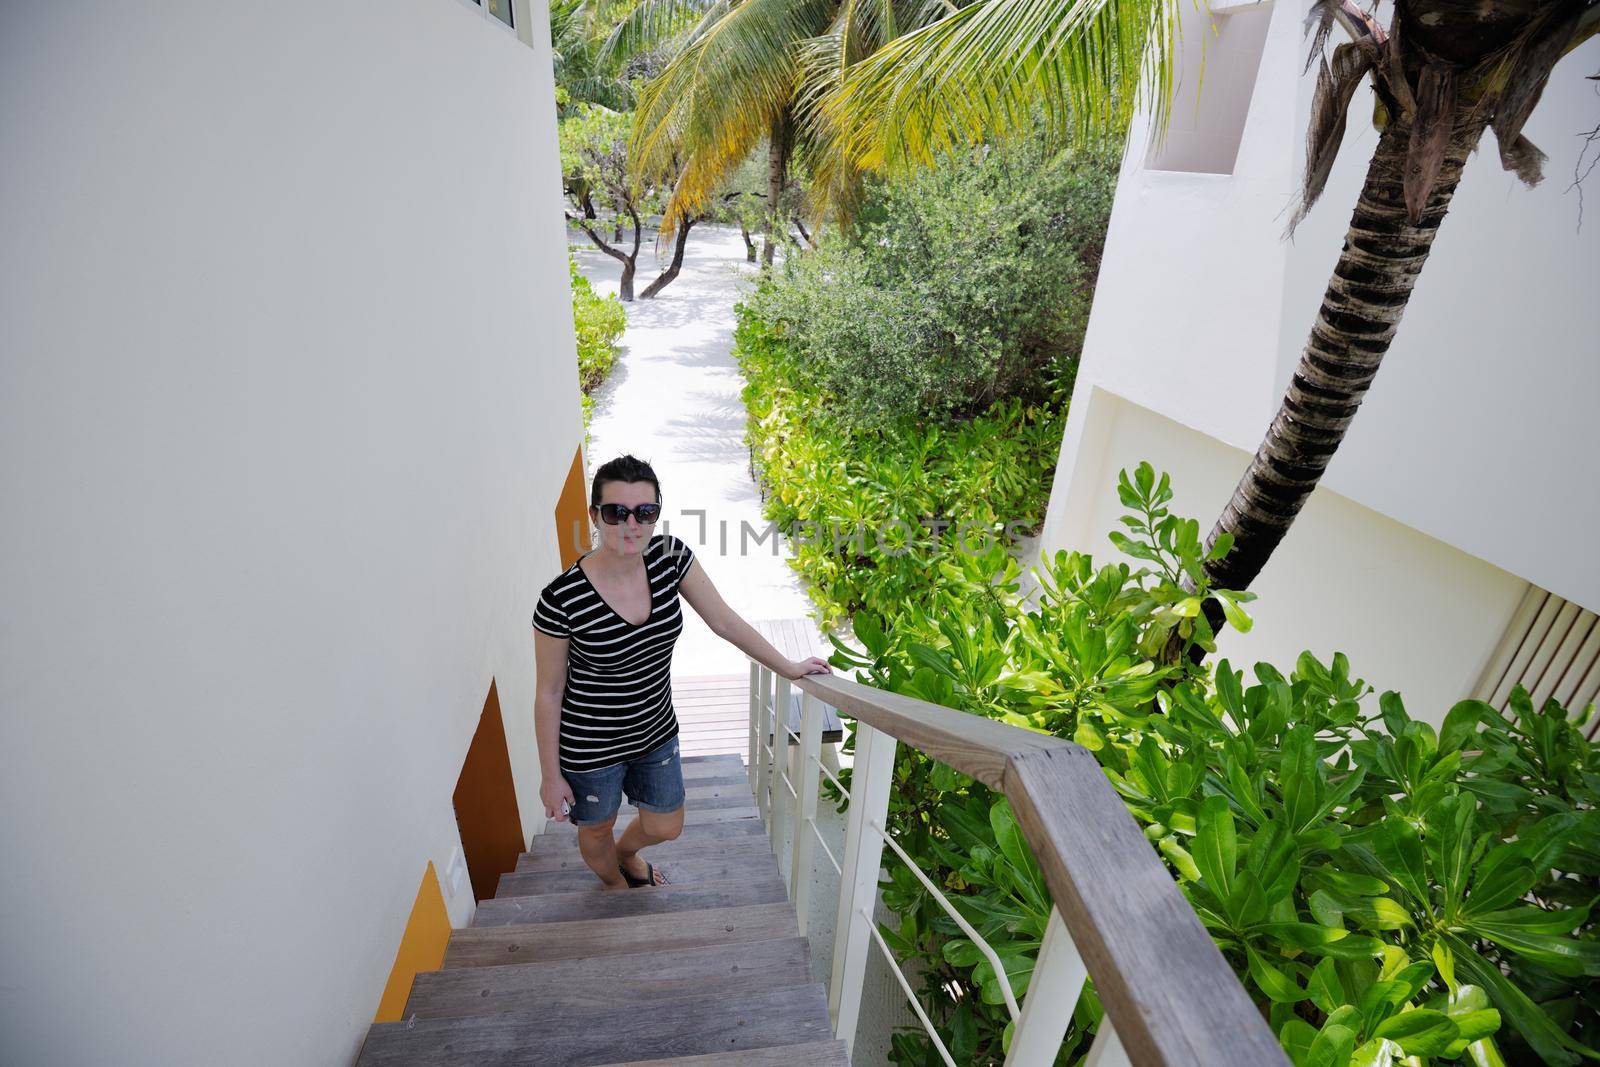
top-left (1449, 1010), bottom-right (1502, 1043)
top-left (1158, 835), bottom-right (1201, 881)
top-left (1308, 957), bottom-right (1345, 1016)
top-left (1309, 890), bottom-right (1344, 928)
top-left (1465, 912), bottom-right (1600, 977)
top-left (1306, 1023), bottom-right (1357, 1067)
top-left (1371, 819), bottom-right (1429, 906)
top-left (1449, 933), bottom-right (1589, 1066)
top-left (1441, 700), bottom-right (1491, 752)
top-left (1195, 794), bottom-right (1236, 897)
top-left (1350, 1038), bottom-right (1404, 1067)
top-left (943, 938), bottom-right (983, 967)
top-left (1280, 1018), bottom-right (1318, 1064)
top-left (1373, 1009), bottom-right (1460, 1057)
top-left (988, 799), bottom-right (1031, 877)
top-left (1246, 946), bottom-right (1304, 1004)
top-left (1216, 591), bottom-right (1253, 633)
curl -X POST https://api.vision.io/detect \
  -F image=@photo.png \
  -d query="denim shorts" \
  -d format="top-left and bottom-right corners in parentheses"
top-left (561, 735), bottom-right (685, 826)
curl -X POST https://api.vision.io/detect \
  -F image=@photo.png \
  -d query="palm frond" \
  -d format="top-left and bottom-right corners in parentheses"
top-left (629, 0), bottom-right (836, 221)
top-left (599, 0), bottom-right (727, 66)
top-left (816, 0), bottom-right (1185, 176)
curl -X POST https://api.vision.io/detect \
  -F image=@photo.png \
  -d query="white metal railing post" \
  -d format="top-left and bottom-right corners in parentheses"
top-left (828, 720), bottom-right (898, 1052)
top-left (754, 665), bottom-right (773, 821)
top-left (791, 692), bottom-right (825, 928)
top-left (770, 674), bottom-right (793, 852)
top-left (747, 660), bottom-right (760, 797)
top-left (1084, 1020), bottom-right (1132, 1067)
top-left (1003, 907), bottom-right (1088, 1067)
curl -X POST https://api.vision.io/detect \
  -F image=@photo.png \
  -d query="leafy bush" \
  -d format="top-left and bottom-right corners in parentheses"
top-left (814, 469), bottom-right (1598, 1066)
top-left (737, 259), bottom-right (1597, 1067)
top-left (569, 253), bottom-right (625, 424)
top-left (744, 138), bottom-right (1115, 428)
top-left (735, 305), bottom-right (1064, 629)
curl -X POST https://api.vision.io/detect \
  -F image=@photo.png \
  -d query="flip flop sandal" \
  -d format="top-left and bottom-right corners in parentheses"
top-left (618, 860), bottom-right (665, 888)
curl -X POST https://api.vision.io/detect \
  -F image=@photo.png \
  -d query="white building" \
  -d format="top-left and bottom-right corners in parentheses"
top-left (1, 2), bottom-right (591, 1063)
top-left (1037, 1), bottom-right (1600, 723)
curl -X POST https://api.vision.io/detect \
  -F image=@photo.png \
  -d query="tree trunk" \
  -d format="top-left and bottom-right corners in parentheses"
top-left (793, 215), bottom-right (816, 248)
top-left (762, 112), bottom-right (792, 269)
top-left (640, 213), bottom-right (695, 298)
top-left (568, 201), bottom-right (642, 301)
top-left (739, 221), bottom-right (757, 262)
top-left (1201, 118), bottom-right (1485, 592)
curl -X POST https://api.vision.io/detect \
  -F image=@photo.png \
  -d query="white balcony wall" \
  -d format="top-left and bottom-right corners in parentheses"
top-left (1041, 1), bottom-right (1600, 706)
top-left (0, 2), bottom-right (575, 1064)
top-left (1055, 390), bottom-right (1528, 720)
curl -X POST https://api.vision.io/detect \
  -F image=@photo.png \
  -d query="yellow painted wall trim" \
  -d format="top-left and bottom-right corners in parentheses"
top-left (374, 861), bottom-right (452, 1023)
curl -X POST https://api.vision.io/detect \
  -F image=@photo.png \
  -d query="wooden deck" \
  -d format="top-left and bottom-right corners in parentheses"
top-left (673, 619), bottom-right (844, 758)
top-left (671, 674), bottom-right (751, 759)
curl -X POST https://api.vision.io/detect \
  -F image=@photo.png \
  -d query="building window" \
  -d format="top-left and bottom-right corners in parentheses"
top-left (463, 0), bottom-right (515, 33)
top-left (1145, 1), bottom-right (1273, 175)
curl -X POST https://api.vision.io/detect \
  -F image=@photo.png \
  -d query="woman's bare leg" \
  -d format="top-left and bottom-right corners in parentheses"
top-left (575, 815), bottom-right (629, 890)
top-left (617, 805), bottom-right (684, 885)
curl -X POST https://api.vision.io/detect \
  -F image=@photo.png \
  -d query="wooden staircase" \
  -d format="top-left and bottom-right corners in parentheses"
top-left (356, 752), bottom-right (850, 1066)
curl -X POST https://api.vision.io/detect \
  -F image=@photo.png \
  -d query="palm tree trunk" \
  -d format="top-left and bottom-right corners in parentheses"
top-left (761, 112), bottom-right (792, 269)
top-left (1202, 118), bottom-right (1485, 591)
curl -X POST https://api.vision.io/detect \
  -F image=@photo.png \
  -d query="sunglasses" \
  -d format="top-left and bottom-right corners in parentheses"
top-left (596, 502), bottom-right (662, 525)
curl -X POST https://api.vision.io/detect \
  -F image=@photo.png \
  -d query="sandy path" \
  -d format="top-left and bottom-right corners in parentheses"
top-left (569, 223), bottom-right (820, 675)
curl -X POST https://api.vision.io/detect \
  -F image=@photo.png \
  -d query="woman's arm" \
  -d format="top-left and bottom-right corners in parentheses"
top-left (679, 557), bottom-right (833, 681)
top-left (533, 629), bottom-right (575, 821)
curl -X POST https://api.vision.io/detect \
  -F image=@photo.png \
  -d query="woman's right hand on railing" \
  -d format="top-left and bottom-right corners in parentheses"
top-left (541, 775), bottom-right (575, 822)
top-left (780, 656), bottom-right (833, 681)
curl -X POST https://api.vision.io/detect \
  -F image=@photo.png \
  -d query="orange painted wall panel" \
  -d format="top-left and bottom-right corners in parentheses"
top-left (373, 862), bottom-right (451, 1023)
top-left (452, 680), bottom-right (526, 902)
top-left (555, 444), bottom-right (589, 568)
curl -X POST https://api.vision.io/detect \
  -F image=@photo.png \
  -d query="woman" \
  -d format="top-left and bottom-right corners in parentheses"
top-left (532, 454), bottom-right (832, 889)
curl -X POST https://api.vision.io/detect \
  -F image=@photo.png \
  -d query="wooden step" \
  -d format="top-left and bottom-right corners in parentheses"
top-left (496, 854), bottom-right (775, 897)
top-left (540, 805), bottom-right (759, 832)
top-left (683, 752), bottom-right (743, 765)
top-left (681, 753), bottom-right (743, 767)
top-left (443, 902), bottom-right (797, 968)
top-left (538, 790), bottom-right (752, 815)
top-left (593, 1040), bottom-right (850, 1066)
top-left (521, 818), bottom-right (765, 860)
top-left (647, 792), bottom-right (753, 812)
top-left (403, 937), bottom-right (812, 1019)
top-left (679, 781), bottom-right (755, 801)
top-left (357, 982), bottom-right (831, 1066)
top-left (674, 774), bottom-right (747, 790)
top-left (474, 875), bottom-right (788, 925)
top-left (515, 832), bottom-right (772, 873)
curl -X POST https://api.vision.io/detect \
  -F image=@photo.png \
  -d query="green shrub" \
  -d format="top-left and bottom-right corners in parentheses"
top-left (737, 262), bottom-right (1597, 1067)
top-left (745, 139), bottom-right (1115, 428)
top-left (569, 252), bottom-right (625, 424)
top-left (816, 471), bottom-right (1598, 1066)
top-left (735, 305), bottom-right (1064, 629)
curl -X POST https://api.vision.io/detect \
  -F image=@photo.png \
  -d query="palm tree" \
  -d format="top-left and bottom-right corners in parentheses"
top-left (550, 0), bottom-right (665, 115)
top-left (819, 0), bottom-right (1598, 600)
top-left (612, 0), bottom-right (947, 264)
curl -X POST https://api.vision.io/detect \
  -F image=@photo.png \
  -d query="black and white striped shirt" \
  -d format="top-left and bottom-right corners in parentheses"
top-left (532, 533), bottom-right (695, 773)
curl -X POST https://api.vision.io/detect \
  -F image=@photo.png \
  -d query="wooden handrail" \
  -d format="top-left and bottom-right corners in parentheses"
top-left (791, 672), bottom-right (1288, 1067)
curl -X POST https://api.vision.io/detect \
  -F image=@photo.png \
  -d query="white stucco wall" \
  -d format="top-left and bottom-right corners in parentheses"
top-left (1048, 391), bottom-right (1528, 721)
top-left (1042, 1), bottom-right (1600, 616)
top-left (0, 2), bottom-right (576, 1064)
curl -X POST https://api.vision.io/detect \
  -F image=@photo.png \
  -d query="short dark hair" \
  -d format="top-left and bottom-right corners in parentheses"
top-left (590, 454), bottom-right (661, 507)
